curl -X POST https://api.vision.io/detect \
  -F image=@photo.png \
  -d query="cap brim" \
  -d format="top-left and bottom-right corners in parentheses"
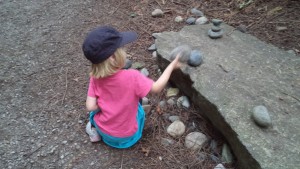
top-left (119, 31), bottom-right (138, 47)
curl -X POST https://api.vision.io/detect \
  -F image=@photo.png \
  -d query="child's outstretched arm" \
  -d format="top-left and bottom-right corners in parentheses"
top-left (151, 54), bottom-right (182, 93)
top-left (86, 96), bottom-right (99, 111)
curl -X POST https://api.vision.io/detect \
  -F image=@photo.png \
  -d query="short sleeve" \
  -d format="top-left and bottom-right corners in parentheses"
top-left (87, 77), bottom-right (96, 97)
top-left (134, 71), bottom-right (154, 98)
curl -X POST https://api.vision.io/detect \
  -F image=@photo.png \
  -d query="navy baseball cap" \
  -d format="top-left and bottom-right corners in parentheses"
top-left (82, 26), bottom-right (138, 64)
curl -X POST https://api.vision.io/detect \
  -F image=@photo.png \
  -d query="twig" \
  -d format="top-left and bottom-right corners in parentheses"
top-left (130, 20), bottom-right (152, 36)
top-left (120, 150), bottom-right (124, 169)
top-left (61, 68), bottom-right (68, 105)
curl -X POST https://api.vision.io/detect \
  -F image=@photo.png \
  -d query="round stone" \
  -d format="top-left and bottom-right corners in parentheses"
top-left (252, 105), bottom-right (272, 127)
top-left (185, 132), bottom-right (207, 150)
top-left (211, 26), bottom-right (221, 32)
top-left (188, 50), bottom-right (203, 67)
top-left (151, 9), bottom-right (163, 17)
top-left (174, 16), bottom-right (184, 22)
top-left (208, 29), bottom-right (224, 39)
top-left (195, 16), bottom-right (208, 25)
top-left (186, 17), bottom-right (196, 25)
top-left (167, 120), bottom-right (186, 137)
top-left (191, 8), bottom-right (204, 17)
top-left (212, 19), bottom-right (223, 26)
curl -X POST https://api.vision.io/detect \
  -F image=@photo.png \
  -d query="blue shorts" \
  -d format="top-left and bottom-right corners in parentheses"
top-left (89, 103), bottom-right (145, 149)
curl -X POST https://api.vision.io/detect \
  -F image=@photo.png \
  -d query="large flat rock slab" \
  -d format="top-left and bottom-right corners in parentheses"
top-left (155, 24), bottom-right (300, 169)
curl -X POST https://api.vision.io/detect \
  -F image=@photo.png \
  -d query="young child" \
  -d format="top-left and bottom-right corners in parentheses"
top-left (82, 26), bottom-right (181, 149)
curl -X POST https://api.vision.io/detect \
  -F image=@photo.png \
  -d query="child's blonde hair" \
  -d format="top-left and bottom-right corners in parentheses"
top-left (90, 48), bottom-right (126, 78)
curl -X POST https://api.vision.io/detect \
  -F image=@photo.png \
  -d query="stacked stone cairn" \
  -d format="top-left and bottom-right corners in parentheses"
top-left (208, 19), bottom-right (224, 39)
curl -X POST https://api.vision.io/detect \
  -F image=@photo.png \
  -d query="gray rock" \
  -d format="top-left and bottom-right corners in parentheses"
top-left (168, 115), bottom-right (180, 122)
top-left (167, 98), bottom-right (175, 106)
top-left (140, 68), bottom-right (149, 77)
top-left (142, 97), bottom-right (149, 105)
top-left (123, 59), bottom-right (132, 69)
top-left (212, 19), bottom-right (223, 26)
top-left (151, 9), bottom-right (163, 17)
top-left (191, 8), bottom-right (204, 17)
top-left (214, 164), bottom-right (226, 169)
top-left (159, 100), bottom-right (166, 108)
top-left (237, 24), bottom-right (247, 33)
top-left (210, 154), bottom-right (221, 163)
top-left (152, 51), bottom-right (157, 58)
top-left (185, 132), bottom-right (208, 150)
top-left (188, 50), bottom-right (203, 67)
top-left (152, 33), bottom-right (162, 38)
top-left (175, 16), bottom-right (184, 23)
top-left (221, 143), bottom-right (233, 163)
top-left (148, 44), bottom-right (156, 51)
top-left (210, 139), bottom-right (218, 153)
top-left (161, 137), bottom-right (175, 146)
top-left (208, 29), bottom-right (224, 39)
top-left (186, 17), bottom-right (196, 25)
top-left (252, 105), bottom-right (272, 127)
top-left (195, 16), bottom-right (208, 25)
top-left (170, 45), bottom-right (191, 63)
top-left (167, 120), bottom-right (186, 137)
top-left (177, 96), bottom-right (190, 108)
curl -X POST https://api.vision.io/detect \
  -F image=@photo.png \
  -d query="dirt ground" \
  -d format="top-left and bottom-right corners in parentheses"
top-left (0, 0), bottom-right (299, 169)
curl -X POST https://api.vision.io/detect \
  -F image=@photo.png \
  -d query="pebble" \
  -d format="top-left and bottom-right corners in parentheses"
top-left (185, 132), bottom-right (208, 150)
top-left (168, 115), bottom-right (180, 122)
top-left (221, 144), bottom-right (233, 163)
top-left (159, 100), bottom-right (166, 108)
top-left (140, 68), bottom-right (149, 77)
top-left (191, 8), bottom-right (204, 17)
top-left (166, 88), bottom-right (179, 97)
top-left (124, 59), bottom-right (132, 69)
top-left (167, 120), bottom-right (186, 137)
top-left (214, 164), bottom-right (226, 169)
top-left (152, 51), bottom-right (157, 58)
top-left (195, 16), bottom-right (208, 25)
top-left (151, 9), bottom-right (163, 17)
top-left (142, 97), bottom-right (149, 105)
top-left (186, 17), bottom-right (196, 25)
top-left (208, 29), bottom-right (224, 39)
top-left (237, 24), bottom-right (247, 33)
top-left (161, 138), bottom-right (175, 146)
top-left (170, 45), bottom-right (191, 63)
top-left (174, 16), bottom-right (184, 22)
top-left (252, 105), bottom-right (272, 127)
top-left (177, 96), bottom-right (190, 108)
top-left (132, 62), bottom-right (145, 69)
top-left (211, 19), bottom-right (223, 26)
top-left (188, 50), bottom-right (203, 67)
top-left (148, 44), bottom-right (156, 51)
top-left (167, 98), bottom-right (175, 106)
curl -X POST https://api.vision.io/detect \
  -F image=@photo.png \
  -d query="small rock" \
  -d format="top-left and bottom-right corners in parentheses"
top-left (168, 115), bottom-right (180, 122)
top-left (152, 33), bottom-right (161, 38)
top-left (210, 139), bottom-right (218, 154)
top-left (142, 105), bottom-right (151, 114)
top-left (188, 50), bottom-right (203, 67)
top-left (62, 140), bottom-right (68, 144)
top-left (195, 16), bottom-right (208, 25)
top-left (208, 29), bottom-right (224, 39)
top-left (167, 120), bottom-right (186, 137)
top-left (191, 8), bottom-right (204, 17)
top-left (123, 59), bottom-right (132, 69)
top-left (159, 100), bottom-right (166, 108)
top-left (170, 45), bottom-right (191, 63)
top-left (167, 98), bottom-right (175, 106)
top-left (210, 154), bottom-right (221, 163)
top-left (177, 96), bottom-right (190, 108)
top-left (221, 144), bottom-right (233, 163)
top-left (78, 120), bottom-right (83, 124)
top-left (151, 9), bottom-right (163, 17)
top-left (142, 97), bottom-right (149, 105)
top-left (148, 44), bottom-right (156, 51)
top-left (214, 164), bottom-right (226, 169)
top-left (152, 51), bottom-right (157, 58)
top-left (161, 138), bottom-right (175, 146)
top-left (174, 16), bottom-right (184, 22)
top-left (185, 132), bottom-right (208, 150)
top-left (140, 68), bottom-right (149, 77)
top-left (186, 17), bottom-right (196, 25)
top-left (211, 19), bottom-right (223, 26)
top-left (132, 62), bottom-right (145, 69)
top-left (276, 26), bottom-right (288, 31)
top-left (252, 105), bottom-right (272, 127)
top-left (237, 24), bottom-right (247, 33)
top-left (158, 156), bottom-right (163, 160)
top-left (166, 88), bottom-right (179, 97)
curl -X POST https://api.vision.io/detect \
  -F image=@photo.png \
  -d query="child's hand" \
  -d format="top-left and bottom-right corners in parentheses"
top-left (171, 53), bottom-right (183, 69)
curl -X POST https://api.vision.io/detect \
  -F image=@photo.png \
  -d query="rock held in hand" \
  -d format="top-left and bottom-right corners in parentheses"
top-left (170, 45), bottom-right (191, 63)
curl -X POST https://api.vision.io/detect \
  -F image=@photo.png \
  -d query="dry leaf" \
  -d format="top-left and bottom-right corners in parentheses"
top-left (141, 147), bottom-right (150, 156)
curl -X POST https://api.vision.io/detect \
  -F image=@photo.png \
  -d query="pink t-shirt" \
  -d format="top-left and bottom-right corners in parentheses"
top-left (87, 69), bottom-right (153, 137)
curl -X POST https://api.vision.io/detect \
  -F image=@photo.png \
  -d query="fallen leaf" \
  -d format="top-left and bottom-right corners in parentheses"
top-left (141, 147), bottom-right (150, 156)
